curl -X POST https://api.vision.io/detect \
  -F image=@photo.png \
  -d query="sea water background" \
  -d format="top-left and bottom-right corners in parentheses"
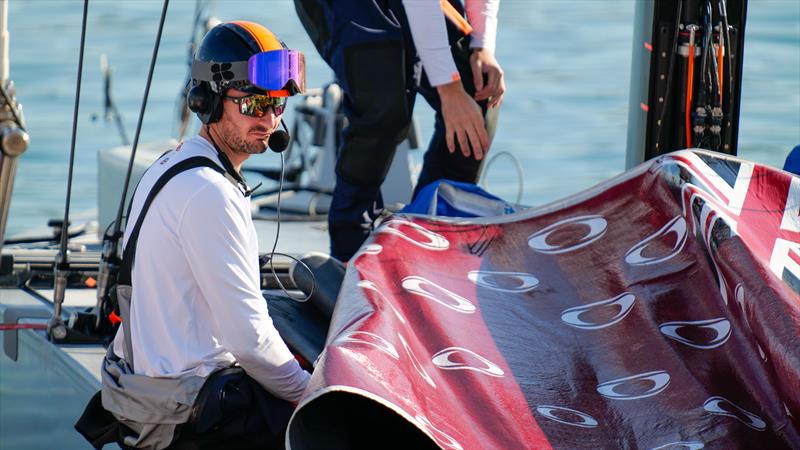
top-left (5, 0), bottom-right (799, 236)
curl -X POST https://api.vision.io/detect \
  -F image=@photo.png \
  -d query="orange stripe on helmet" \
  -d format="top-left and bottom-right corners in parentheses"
top-left (231, 21), bottom-right (283, 52)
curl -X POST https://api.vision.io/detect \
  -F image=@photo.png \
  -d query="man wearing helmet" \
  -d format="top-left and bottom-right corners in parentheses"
top-left (294, 0), bottom-right (504, 261)
top-left (77, 21), bottom-right (309, 450)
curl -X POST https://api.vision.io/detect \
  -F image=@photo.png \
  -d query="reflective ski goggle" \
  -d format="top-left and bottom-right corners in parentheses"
top-left (248, 50), bottom-right (306, 95)
top-left (224, 94), bottom-right (287, 117)
top-left (192, 49), bottom-right (306, 96)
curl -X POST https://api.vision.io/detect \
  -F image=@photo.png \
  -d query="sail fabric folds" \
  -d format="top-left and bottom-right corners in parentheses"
top-left (287, 150), bottom-right (800, 449)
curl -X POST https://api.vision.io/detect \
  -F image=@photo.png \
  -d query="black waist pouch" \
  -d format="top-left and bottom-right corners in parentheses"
top-left (176, 366), bottom-right (295, 450)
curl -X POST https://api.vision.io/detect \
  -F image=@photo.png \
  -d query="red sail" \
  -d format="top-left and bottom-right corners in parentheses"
top-left (288, 150), bottom-right (800, 449)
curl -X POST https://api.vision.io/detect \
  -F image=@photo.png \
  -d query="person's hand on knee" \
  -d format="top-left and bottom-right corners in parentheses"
top-left (437, 80), bottom-right (489, 160)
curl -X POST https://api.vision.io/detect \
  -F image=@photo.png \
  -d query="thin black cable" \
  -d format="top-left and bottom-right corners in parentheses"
top-left (699, 1), bottom-right (712, 104)
top-left (207, 120), bottom-right (316, 300)
top-left (3, 227), bottom-right (87, 245)
top-left (699, 22), bottom-right (710, 92)
top-left (205, 124), bottom-right (252, 190)
top-left (695, 0), bottom-right (714, 148)
top-left (719, 0), bottom-right (735, 149)
top-left (175, 0), bottom-right (206, 140)
top-left (111, 0), bottom-right (170, 240)
top-left (654, 0), bottom-right (683, 151)
top-left (57, 0), bottom-right (90, 259)
top-left (480, 150), bottom-right (524, 205)
top-left (267, 152), bottom-right (316, 303)
top-left (707, 36), bottom-right (721, 107)
top-left (707, 41), bottom-right (722, 150)
top-left (0, 84), bottom-right (24, 131)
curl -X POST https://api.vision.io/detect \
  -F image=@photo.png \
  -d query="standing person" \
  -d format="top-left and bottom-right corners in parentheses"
top-left (294, 0), bottom-right (505, 261)
top-left (77, 21), bottom-right (309, 450)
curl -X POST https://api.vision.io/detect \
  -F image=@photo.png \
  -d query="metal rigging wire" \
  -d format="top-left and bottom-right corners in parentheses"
top-left (50, 0), bottom-right (90, 339)
top-left (112, 0), bottom-right (170, 241)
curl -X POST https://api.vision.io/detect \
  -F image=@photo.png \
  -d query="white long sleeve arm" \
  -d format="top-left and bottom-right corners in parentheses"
top-left (402, 0), bottom-right (458, 87)
top-left (179, 181), bottom-right (310, 402)
top-left (466, 0), bottom-right (499, 52)
top-left (402, 0), bottom-right (500, 87)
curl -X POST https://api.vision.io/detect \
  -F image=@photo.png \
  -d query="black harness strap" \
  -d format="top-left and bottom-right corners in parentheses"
top-left (118, 156), bottom-right (224, 286)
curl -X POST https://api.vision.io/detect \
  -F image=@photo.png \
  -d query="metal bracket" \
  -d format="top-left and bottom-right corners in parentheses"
top-left (3, 306), bottom-right (50, 361)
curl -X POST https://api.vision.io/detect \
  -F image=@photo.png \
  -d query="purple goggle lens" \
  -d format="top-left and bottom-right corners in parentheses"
top-left (248, 50), bottom-right (306, 95)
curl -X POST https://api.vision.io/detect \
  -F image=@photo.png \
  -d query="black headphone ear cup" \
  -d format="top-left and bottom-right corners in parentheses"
top-left (187, 84), bottom-right (209, 114)
top-left (187, 83), bottom-right (223, 125)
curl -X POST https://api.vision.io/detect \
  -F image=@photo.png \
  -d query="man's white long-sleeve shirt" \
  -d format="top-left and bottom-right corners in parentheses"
top-left (112, 135), bottom-right (310, 402)
top-left (402, 0), bottom-right (499, 87)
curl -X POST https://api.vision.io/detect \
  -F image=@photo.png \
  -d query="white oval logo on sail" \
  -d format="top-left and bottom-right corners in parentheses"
top-left (757, 344), bottom-right (768, 362)
top-left (334, 331), bottom-right (399, 360)
top-left (735, 283), bottom-right (745, 309)
top-left (431, 347), bottom-right (504, 377)
top-left (535, 405), bottom-right (598, 428)
top-left (625, 215), bottom-right (688, 266)
top-left (703, 396), bottom-right (767, 431)
top-left (560, 293), bottom-right (636, 330)
top-left (398, 333), bottom-right (436, 388)
top-left (596, 370), bottom-right (670, 400)
top-left (415, 414), bottom-right (464, 450)
top-left (467, 270), bottom-right (539, 293)
top-left (402, 276), bottom-right (476, 314)
top-left (659, 318), bottom-right (731, 349)
top-left (376, 219), bottom-right (449, 250)
top-left (650, 441), bottom-right (704, 450)
top-left (357, 279), bottom-right (407, 324)
top-left (528, 215), bottom-right (607, 254)
top-left (734, 283), bottom-right (752, 330)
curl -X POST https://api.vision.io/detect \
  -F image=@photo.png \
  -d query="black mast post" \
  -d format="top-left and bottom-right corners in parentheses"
top-left (626, 0), bottom-right (748, 168)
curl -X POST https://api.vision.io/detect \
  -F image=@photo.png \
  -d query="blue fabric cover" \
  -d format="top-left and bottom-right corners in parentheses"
top-left (784, 145), bottom-right (800, 176)
top-left (401, 179), bottom-right (516, 217)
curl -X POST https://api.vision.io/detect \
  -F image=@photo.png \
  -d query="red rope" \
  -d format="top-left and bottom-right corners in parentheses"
top-left (0, 323), bottom-right (48, 331)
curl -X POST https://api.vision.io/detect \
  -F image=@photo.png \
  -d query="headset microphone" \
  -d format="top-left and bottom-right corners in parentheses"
top-left (268, 119), bottom-right (290, 153)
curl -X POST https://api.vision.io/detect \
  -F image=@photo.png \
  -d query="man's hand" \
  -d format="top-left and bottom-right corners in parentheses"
top-left (437, 80), bottom-right (489, 160)
top-left (470, 48), bottom-right (505, 109)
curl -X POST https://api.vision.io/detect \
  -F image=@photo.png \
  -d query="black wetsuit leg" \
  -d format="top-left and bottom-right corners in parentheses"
top-left (295, 0), bottom-right (419, 260)
top-left (413, 29), bottom-right (499, 199)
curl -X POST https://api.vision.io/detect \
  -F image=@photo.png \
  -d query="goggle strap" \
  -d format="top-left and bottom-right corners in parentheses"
top-left (191, 60), bottom-right (249, 83)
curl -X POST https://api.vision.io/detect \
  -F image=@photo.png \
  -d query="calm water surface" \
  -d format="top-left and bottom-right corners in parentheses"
top-left (5, 0), bottom-right (799, 236)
